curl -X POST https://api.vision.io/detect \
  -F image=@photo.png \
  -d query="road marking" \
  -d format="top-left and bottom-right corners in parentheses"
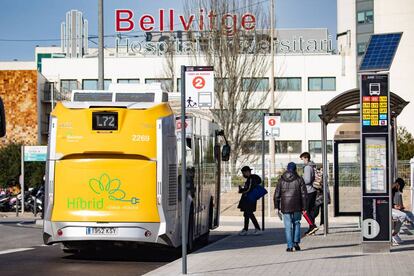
top-left (0, 248), bottom-right (34, 255)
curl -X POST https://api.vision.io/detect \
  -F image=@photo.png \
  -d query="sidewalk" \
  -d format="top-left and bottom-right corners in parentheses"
top-left (0, 212), bottom-right (42, 224)
top-left (146, 216), bottom-right (414, 276)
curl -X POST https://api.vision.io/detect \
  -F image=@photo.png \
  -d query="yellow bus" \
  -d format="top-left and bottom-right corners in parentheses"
top-left (43, 84), bottom-right (228, 252)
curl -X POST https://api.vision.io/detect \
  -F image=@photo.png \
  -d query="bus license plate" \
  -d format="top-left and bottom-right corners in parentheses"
top-left (86, 227), bottom-right (118, 236)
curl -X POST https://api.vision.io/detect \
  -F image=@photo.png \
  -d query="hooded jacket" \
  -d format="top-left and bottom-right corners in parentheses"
top-left (274, 171), bottom-right (307, 213)
top-left (303, 161), bottom-right (316, 194)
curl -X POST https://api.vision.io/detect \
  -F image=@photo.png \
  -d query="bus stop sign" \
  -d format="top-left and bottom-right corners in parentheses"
top-left (264, 113), bottom-right (281, 139)
top-left (360, 73), bottom-right (391, 252)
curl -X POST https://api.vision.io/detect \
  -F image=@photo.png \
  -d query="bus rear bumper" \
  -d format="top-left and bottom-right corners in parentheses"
top-left (43, 220), bottom-right (171, 246)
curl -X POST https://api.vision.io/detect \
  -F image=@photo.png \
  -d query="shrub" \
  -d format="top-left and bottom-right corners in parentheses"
top-left (0, 143), bottom-right (45, 189)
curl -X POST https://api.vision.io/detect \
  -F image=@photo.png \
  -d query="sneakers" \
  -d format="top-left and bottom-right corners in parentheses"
top-left (238, 229), bottom-right (248, 236)
top-left (294, 243), bottom-right (301, 251)
top-left (394, 235), bottom-right (403, 244)
top-left (305, 225), bottom-right (319, 236)
top-left (391, 236), bottom-right (400, 246)
top-left (286, 248), bottom-right (293, 252)
top-left (252, 229), bottom-right (263, 236)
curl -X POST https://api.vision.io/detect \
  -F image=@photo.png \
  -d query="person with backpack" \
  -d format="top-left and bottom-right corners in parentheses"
top-left (237, 166), bottom-right (263, 236)
top-left (312, 167), bottom-right (330, 227)
top-left (300, 152), bottom-right (319, 235)
top-left (274, 162), bottom-right (307, 251)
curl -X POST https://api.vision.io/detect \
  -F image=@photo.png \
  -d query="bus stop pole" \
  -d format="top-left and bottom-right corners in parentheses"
top-left (180, 65), bottom-right (187, 275)
top-left (410, 158), bottom-right (414, 212)
top-left (262, 114), bottom-right (265, 230)
top-left (321, 121), bottom-right (328, 235)
top-left (21, 146), bottom-right (25, 215)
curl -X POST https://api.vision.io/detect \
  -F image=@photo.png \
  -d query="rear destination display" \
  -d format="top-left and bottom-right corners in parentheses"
top-left (92, 112), bottom-right (118, 130)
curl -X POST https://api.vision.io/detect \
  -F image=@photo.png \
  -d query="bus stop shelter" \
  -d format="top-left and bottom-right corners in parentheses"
top-left (319, 88), bottom-right (409, 235)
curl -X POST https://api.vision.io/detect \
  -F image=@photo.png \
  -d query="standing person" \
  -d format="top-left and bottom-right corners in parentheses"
top-left (300, 152), bottom-right (318, 235)
top-left (274, 162), bottom-right (307, 252)
top-left (237, 166), bottom-right (262, 236)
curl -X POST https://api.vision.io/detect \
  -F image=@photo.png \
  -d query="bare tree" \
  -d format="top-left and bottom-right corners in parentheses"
top-left (161, 0), bottom-right (285, 172)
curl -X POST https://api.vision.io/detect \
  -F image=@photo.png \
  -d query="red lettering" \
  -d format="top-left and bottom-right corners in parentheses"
top-left (139, 14), bottom-right (155, 31)
top-left (179, 15), bottom-right (195, 31)
top-left (199, 9), bottom-right (204, 31)
top-left (169, 9), bottom-right (174, 32)
top-left (115, 9), bottom-right (134, 32)
top-left (159, 9), bottom-right (164, 32)
top-left (208, 11), bottom-right (217, 30)
top-left (241, 13), bottom-right (256, 31)
top-left (222, 14), bottom-right (237, 35)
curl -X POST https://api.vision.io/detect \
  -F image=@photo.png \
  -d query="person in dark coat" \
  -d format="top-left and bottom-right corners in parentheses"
top-left (274, 162), bottom-right (307, 252)
top-left (237, 166), bottom-right (262, 236)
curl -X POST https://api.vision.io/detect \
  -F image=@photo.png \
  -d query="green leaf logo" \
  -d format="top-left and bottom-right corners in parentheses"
top-left (88, 174), bottom-right (139, 205)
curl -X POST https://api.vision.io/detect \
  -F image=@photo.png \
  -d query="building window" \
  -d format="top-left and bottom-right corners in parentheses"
top-left (309, 140), bottom-right (333, 154)
top-left (275, 77), bottom-right (301, 91)
top-left (357, 43), bottom-right (367, 56)
top-left (276, 141), bottom-right (302, 154)
top-left (242, 140), bottom-right (269, 155)
top-left (117, 79), bottom-right (139, 84)
top-left (276, 109), bottom-right (302, 123)
top-left (242, 78), bottom-right (269, 91)
top-left (145, 78), bottom-right (173, 92)
top-left (308, 77), bottom-right (336, 91)
top-left (308, 108), bottom-right (322, 122)
top-left (60, 79), bottom-right (79, 94)
top-left (241, 109), bottom-right (267, 123)
top-left (242, 140), bottom-right (302, 155)
top-left (82, 79), bottom-right (111, 90)
top-left (357, 10), bottom-right (373, 24)
top-left (215, 78), bottom-right (230, 91)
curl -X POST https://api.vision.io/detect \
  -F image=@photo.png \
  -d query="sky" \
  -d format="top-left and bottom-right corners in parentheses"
top-left (0, 0), bottom-right (337, 61)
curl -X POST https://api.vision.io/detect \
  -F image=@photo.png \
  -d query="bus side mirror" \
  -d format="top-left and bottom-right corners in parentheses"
top-left (0, 98), bottom-right (5, 138)
top-left (222, 144), bottom-right (231, 161)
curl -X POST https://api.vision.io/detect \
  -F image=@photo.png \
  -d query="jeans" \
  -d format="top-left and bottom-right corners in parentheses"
top-left (392, 208), bottom-right (407, 235)
top-left (243, 211), bottom-right (260, 231)
top-left (283, 212), bottom-right (302, 249)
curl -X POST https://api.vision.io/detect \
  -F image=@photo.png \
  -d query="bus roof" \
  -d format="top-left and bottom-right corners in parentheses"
top-left (70, 83), bottom-right (168, 104)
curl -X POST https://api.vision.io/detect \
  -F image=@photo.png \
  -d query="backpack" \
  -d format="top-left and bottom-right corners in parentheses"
top-left (312, 167), bottom-right (323, 190)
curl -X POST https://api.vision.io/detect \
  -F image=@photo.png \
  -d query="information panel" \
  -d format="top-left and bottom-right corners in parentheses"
top-left (365, 137), bottom-right (387, 193)
top-left (361, 74), bottom-right (389, 133)
top-left (360, 73), bottom-right (391, 249)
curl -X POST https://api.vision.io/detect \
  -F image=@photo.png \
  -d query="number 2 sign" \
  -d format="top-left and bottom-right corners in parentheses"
top-left (185, 67), bottom-right (214, 109)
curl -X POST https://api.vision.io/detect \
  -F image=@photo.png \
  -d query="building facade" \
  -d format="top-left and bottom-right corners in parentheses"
top-left (0, 62), bottom-right (49, 145)
top-left (338, 0), bottom-right (413, 134)
top-left (1, 3), bottom-right (412, 167)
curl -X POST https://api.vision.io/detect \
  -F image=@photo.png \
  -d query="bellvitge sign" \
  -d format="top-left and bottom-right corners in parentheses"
top-left (114, 9), bottom-right (333, 56)
top-left (115, 9), bottom-right (256, 36)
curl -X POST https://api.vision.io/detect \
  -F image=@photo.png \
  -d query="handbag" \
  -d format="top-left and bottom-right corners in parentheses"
top-left (246, 184), bottom-right (268, 202)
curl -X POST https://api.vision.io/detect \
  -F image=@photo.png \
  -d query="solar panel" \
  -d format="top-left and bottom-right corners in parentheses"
top-left (359, 33), bottom-right (402, 72)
